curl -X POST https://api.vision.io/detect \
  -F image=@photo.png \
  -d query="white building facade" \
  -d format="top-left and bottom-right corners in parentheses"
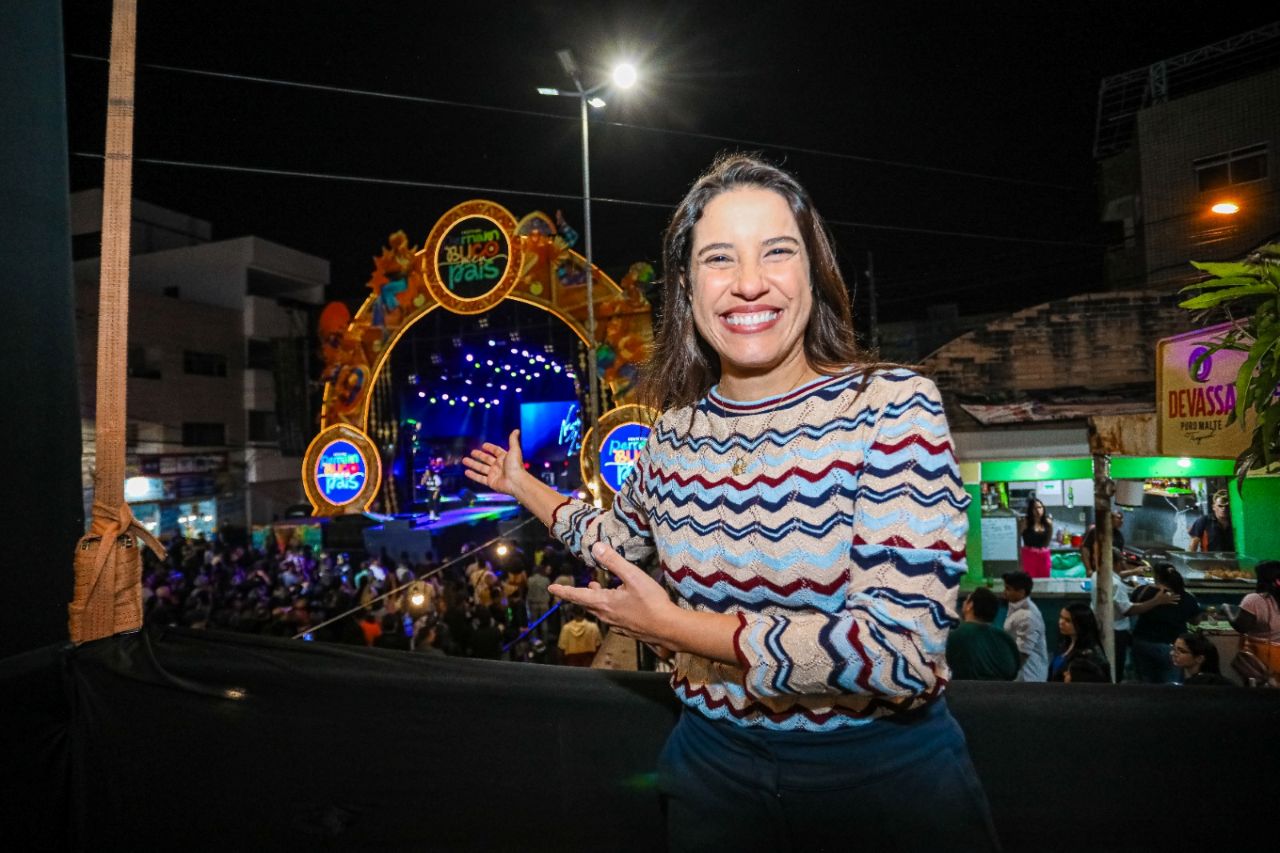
top-left (73, 190), bottom-right (327, 539)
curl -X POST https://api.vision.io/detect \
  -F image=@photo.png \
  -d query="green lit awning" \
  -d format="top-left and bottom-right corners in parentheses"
top-left (979, 456), bottom-right (1234, 482)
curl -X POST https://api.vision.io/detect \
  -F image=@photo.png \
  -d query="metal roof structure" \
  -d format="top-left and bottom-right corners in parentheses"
top-left (1093, 21), bottom-right (1280, 159)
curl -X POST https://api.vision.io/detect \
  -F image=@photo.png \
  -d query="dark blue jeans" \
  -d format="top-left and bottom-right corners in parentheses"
top-left (657, 697), bottom-right (1000, 852)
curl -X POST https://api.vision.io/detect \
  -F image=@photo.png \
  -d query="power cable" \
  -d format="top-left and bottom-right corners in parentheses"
top-left (71, 151), bottom-right (1102, 247)
top-left (67, 52), bottom-right (1087, 194)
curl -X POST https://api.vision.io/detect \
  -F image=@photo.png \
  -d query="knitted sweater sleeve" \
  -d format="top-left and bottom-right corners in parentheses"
top-left (733, 374), bottom-right (969, 699)
top-left (547, 428), bottom-right (656, 569)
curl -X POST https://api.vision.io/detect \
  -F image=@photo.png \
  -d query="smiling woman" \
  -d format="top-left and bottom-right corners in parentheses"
top-left (464, 154), bottom-right (999, 851)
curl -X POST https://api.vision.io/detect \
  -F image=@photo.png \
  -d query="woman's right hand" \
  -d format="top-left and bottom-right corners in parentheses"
top-left (463, 429), bottom-right (528, 498)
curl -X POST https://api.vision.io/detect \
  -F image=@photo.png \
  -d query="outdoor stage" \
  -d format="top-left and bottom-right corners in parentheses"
top-left (361, 491), bottom-right (538, 563)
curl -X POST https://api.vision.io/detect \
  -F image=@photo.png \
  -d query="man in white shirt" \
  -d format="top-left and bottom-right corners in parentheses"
top-left (1087, 565), bottom-right (1135, 682)
top-left (1001, 571), bottom-right (1049, 682)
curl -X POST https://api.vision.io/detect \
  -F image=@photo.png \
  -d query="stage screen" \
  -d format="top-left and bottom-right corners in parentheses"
top-left (520, 401), bottom-right (581, 465)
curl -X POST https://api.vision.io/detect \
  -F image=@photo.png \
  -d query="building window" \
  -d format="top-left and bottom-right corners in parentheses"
top-left (128, 346), bottom-right (162, 379)
top-left (248, 410), bottom-right (279, 444)
top-left (182, 422), bottom-right (226, 447)
top-left (183, 350), bottom-right (228, 377)
top-left (246, 338), bottom-right (275, 370)
top-left (247, 267), bottom-right (313, 299)
top-left (1194, 143), bottom-right (1268, 192)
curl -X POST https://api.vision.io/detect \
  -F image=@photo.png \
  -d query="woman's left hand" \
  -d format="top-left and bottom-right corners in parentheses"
top-left (549, 541), bottom-right (678, 648)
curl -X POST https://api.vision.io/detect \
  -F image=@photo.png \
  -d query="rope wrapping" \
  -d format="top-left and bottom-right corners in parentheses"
top-left (69, 0), bottom-right (165, 643)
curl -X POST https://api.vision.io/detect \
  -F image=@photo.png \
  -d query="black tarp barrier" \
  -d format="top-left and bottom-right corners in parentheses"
top-left (3, 629), bottom-right (1278, 851)
top-left (0, 0), bottom-right (82, 658)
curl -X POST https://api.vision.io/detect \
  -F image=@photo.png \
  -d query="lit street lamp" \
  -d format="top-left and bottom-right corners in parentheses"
top-left (538, 50), bottom-right (638, 507)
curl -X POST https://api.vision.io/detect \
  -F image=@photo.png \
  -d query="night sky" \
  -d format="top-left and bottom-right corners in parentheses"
top-left (62, 1), bottom-right (1275, 326)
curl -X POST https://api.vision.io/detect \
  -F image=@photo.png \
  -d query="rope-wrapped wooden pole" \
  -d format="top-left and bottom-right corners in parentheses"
top-left (69, 0), bottom-right (164, 644)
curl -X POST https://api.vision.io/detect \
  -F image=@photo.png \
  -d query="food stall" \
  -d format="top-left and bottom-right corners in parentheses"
top-left (962, 454), bottom-right (1257, 588)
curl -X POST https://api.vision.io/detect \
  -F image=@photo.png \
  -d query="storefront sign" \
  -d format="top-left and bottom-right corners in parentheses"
top-left (138, 452), bottom-right (227, 476)
top-left (302, 425), bottom-right (382, 515)
top-left (422, 200), bottom-right (524, 315)
top-left (1157, 323), bottom-right (1255, 459)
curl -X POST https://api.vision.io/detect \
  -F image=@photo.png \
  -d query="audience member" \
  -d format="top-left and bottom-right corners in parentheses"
top-left (1001, 571), bottom-right (1049, 682)
top-left (1086, 556), bottom-right (1135, 682)
top-left (1173, 631), bottom-right (1231, 686)
top-left (557, 605), bottom-right (602, 667)
top-left (946, 587), bottom-right (1020, 680)
top-left (1049, 603), bottom-right (1110, 683)
top-left (1063, 656), bottom-right (1109, 683)
top-left (525, 565), bottom-right (552, 633)
top-left (1130, 564), bottom-right (1200, 684)
top-left (1228, 560), bottom-right (1280, 681)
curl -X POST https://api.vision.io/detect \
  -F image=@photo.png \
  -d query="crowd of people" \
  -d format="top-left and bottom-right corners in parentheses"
top-left (946, 560), bottom-right (1280, 686)
top-left (140, 533), bottom-right (608, 667)
top-left (143, 531), bottom-right (1280, 688)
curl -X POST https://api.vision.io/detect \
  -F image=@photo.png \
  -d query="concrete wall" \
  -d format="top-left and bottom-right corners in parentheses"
top-left (72, 198), bottom-right (327, 527)
top-left (1138, 67), bottom-right (1280, 287)
top-left (922, 290), bottom-right (1192, 398)
top-left (76, 282), bottom-right (245, 444)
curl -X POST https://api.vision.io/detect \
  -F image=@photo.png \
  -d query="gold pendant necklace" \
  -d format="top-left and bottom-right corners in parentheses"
top-left (726, 372), bottom-right (813, 478)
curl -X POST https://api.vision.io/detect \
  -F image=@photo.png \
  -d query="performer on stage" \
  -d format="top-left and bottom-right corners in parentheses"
top-left (419, 463), bottom-right (442, 521)
top-left (465, 154), bottom-right (998, 850)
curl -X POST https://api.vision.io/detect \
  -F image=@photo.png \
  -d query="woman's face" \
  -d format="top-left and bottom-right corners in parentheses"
top-left (1030, 501), bottom-right (1044, 519)
top-left (689, 187), bottom-right (813, 389)
top-left (1058, 609), bottom-right (1074, 637)
top-left (1171, 639), bottom-right (1200, 673)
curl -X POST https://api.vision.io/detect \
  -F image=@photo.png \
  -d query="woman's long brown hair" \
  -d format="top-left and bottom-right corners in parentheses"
top-left (636, 153), bottom-right (875, 413)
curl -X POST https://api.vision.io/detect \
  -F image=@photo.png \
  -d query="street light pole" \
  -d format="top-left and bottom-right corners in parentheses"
top-left (539, 51), bottom-right (637, 508)
top-left (576, 78), bottom-right (602, 508)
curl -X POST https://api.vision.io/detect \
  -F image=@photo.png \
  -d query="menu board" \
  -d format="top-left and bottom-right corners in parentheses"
top-left (981, 515), bottom-right (1020, 562)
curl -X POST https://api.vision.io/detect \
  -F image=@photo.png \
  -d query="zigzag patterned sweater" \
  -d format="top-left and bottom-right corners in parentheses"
top-left (550, 368), bottom-right (970, 731)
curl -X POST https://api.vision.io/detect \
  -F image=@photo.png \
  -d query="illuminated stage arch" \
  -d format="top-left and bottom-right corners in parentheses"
top-left (306, 199), bottom-right (655, 516)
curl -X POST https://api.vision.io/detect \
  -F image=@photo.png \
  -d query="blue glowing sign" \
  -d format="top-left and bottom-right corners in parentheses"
top-left (599, 422), bottom-right (649, 494)
top-left (315, 439), bottom-right (367, 506)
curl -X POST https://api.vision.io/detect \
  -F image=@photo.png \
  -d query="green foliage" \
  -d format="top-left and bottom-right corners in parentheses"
top-left (1179, 243), bottom-right (1280, 488)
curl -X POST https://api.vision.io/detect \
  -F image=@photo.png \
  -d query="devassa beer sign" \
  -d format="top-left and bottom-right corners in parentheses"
top-left (1157, 323), bottom-right (1255, 459)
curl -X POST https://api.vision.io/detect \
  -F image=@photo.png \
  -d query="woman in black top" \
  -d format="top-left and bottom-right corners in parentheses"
top-left (1172, 630), bottom-right (1231, 686)
top-left (1049, 602), bottom-right (1111, 682)
top-left (1130, 564), bottom-right (1200, 683)
top-left (1019, 498), bottom-right (1054, 578)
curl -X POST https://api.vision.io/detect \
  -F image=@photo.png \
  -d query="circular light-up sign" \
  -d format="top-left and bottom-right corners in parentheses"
top-left (315, 439), bottom-right (368, 506)
top-left (598, 421), bottom-right (651, 494)
top-left (302, 425), bottom-right (382, 516)
top-left (421, 201), bottom-right (523, 315)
